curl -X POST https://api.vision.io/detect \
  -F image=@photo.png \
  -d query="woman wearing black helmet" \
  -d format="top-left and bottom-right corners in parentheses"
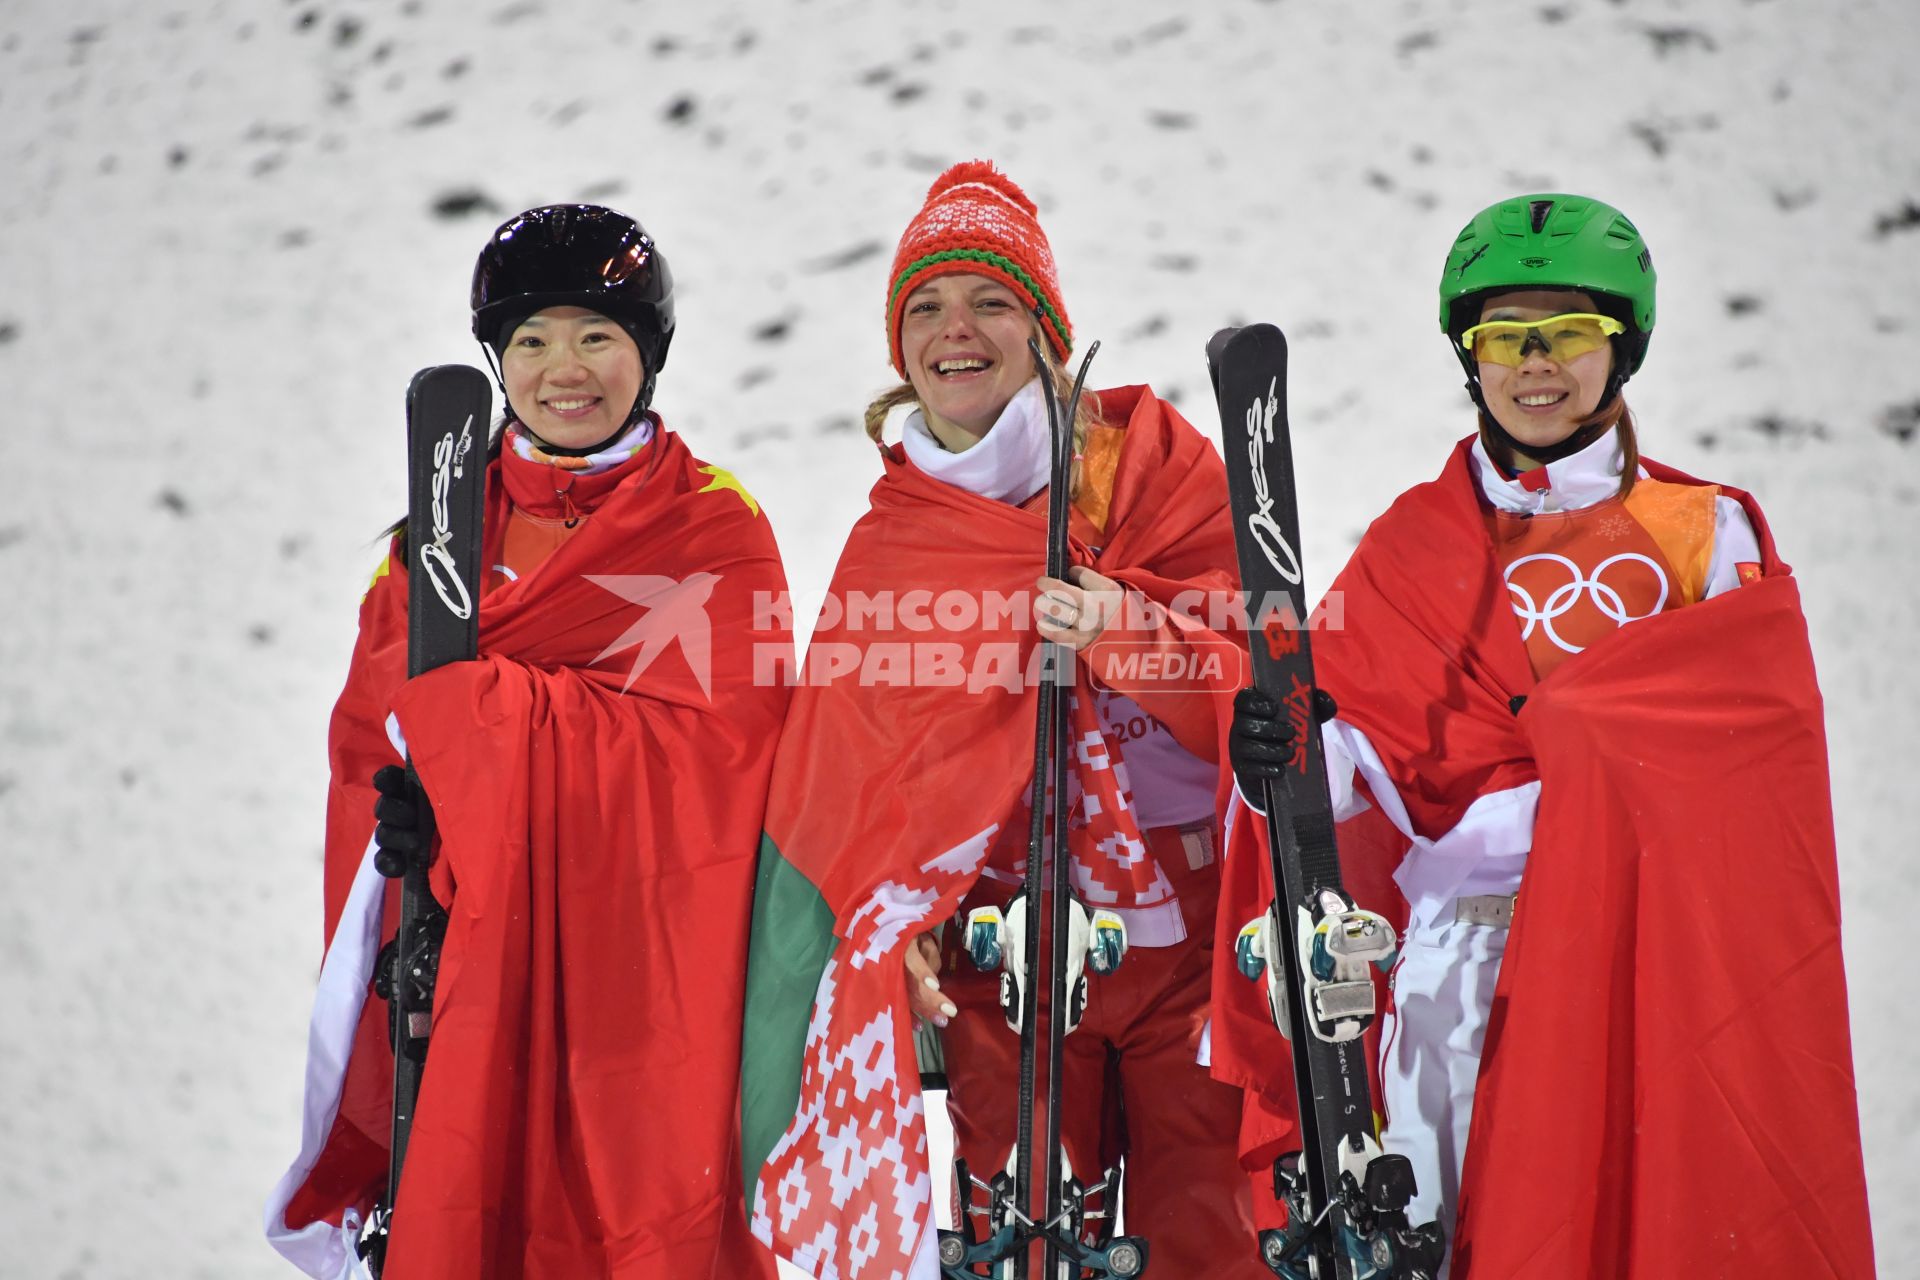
top-left (1215, 195), bottom-right (1872, 1276)
top-left (267, 205), bottom-right (789, 1279)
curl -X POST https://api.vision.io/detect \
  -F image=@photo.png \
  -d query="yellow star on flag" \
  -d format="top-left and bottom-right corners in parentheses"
top-left (696, 465), bottom-right (761, 516)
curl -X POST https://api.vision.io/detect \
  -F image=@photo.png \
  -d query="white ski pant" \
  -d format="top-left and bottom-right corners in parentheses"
top-left (1378, 909), bottom-right (1510, 1277)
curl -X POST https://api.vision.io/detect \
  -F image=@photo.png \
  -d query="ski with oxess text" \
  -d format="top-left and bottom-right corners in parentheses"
top-left (1207, 324), bottom-right (1445, 1280)
top-left (359, 364), bottom-right (491, 1276)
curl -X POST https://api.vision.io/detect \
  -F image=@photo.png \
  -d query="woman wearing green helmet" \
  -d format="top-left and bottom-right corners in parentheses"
top-left (1222, 195), bottom-right (1872, 1275)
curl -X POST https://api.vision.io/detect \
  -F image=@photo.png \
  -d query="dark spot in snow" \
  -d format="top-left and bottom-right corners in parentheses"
top-left (1148, 109), bottom-right (1194, 129)
top-left (1410, 145), bottom-right (1434, 164)
top-left (1366, 170), bottom-right (1395, 192)
top-left (1538, 6), bottom-right (1570, 21)
top-left (444, 57), bottom-right (469, 78)
top-left (494, 2), bottom-right (541, 24)
top-left (1127, 315), bottom-right (1169, 340)
top-left (1695, 433), bottom-right (1718, 450)
top-left (370, 41), bottom-right (394, 63)
top-left (1628, 121), bottom-right (1669, 158)
top-left (652, 35), bottom-right (679, 55)
top-left (1878, 400), bottom-right (1920, 444)
top-left (1162, 385), bottom-right (1185, 407)
top-left (737, 367), bottom-right (774, 390)
top-left (1151, 254), bottom-right (1198, 272)
top-left (891, 82), bottom-right (927, 103)
top-left (251, 153), bottom-right (286, 178)
top-left (805, 240), bottom-right (883, 272)
top-left (1724, 294), bottom-right (1763, 316)
top-left (334, 16), bottom-right (362, 47)
top-left (1643, 24), bottom-right (1717, 55)
top-left (1750, 414), bottom-right (1828, 443)
top-left (295, 9), bottom-right (319, 33)
top-left (551, 100), bottom-right (586, 126)
top-left (327, 82), bottom-right (352, 108)
top-left (1139, 18), bottom-right (1187, 42)
top-left (1871, 200), bottom-right (1920, 238)
top-left (157, 489), bottom-right (191, 517)
top-left (168, 145), bottom-right (189, 168)
top-left (735, 29), bottom-right (756, 53)
top-left (406, 106), bottom-right (454, 129)
top-left (1772, 186), bottom-right (1816, 212)
top-left (279, 535), bottom-right (308, 560)
top-left (249, 624), bottom-right (275, 646)
top-left (818, 416), bottom-right (857, 434)
top-left (1397, 29), bottom-right (1440, 56)
top-left (664, 95), bottom-right (696, 123)
top-left (430, 188), bottom-right (502, 219)
top-left (119, 769), bottom-right (138, 789)
top-left (577, 179), bottom-right (625, 200)
top-left (279, 228), bottom-right (310, 249)
top-left (0, 526), bottom-right (24, 551)
top-left (859, 65), bottom-right (893, 85)
top-left (753, 317), bottom-right (793, 343)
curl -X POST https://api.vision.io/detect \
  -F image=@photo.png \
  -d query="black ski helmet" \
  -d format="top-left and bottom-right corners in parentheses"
top-left (470, 204), bottom-right (676, 421)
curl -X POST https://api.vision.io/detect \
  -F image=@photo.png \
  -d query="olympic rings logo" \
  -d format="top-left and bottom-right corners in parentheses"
top-left (1503, 552), bottom-right (1670, 654)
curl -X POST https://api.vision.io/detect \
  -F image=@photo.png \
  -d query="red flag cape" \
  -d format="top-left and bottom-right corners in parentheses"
top-left (1211, 438), bottom-right (1873, 1275)
top-left (739, 387), bottom-right (1249, 1279)
top-left (267, 430), bottom-right (790, 1279)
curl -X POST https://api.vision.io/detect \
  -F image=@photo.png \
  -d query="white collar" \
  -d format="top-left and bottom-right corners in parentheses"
top-left (1471, 427), bottom-right (1643, 515)
top-left (901, 377), bottom-right (1051, 505)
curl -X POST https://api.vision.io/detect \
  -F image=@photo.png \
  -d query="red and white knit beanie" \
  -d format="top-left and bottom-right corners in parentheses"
top-left (885, 160), bottom-right (1072, 378)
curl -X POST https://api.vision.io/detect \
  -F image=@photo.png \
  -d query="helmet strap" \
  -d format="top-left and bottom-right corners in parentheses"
top-left (476, 340), bottom-right (656, 459)
top-left (1468, 367), bottom-right (1629, 471)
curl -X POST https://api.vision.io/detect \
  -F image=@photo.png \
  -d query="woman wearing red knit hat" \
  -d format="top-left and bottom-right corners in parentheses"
top-left (740, 162), bottom-right (1269, 1278)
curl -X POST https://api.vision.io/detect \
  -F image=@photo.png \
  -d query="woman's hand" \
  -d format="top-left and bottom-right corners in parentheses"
top-left (905, 931), bottom-right (957, 1027)
top-left (1035, 566), bottom-right (1125, 652)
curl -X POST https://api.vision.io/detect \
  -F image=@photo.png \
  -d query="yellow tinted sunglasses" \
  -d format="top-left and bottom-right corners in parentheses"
top-left (1459, 312), bottom-right (1625, 367)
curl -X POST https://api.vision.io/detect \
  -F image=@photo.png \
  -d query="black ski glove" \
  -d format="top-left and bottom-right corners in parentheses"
top-left (1229, 685), bottom-right (1338, 805)
top-left (371, 764), bottom-right (434, 879)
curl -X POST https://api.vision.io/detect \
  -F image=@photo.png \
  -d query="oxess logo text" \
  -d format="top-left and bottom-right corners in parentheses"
top-left (419, 413), bottom-right (476, 621)
top-left (1244, 377), bottom-right (1302, 586)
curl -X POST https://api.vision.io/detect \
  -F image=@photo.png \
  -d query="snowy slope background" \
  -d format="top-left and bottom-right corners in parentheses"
top-left (2, 0), bottom-right (1915, 1274)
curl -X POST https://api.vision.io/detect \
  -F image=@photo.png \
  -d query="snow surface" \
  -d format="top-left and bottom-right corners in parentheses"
top-left (2, 0), bottom-right (1915, 1274)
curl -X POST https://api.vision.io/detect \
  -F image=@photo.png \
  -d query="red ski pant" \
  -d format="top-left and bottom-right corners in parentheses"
top-left (937, 822), bottom-right (1269, 1278)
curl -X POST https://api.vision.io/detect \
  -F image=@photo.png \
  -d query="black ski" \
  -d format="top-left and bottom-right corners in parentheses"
top-left (360, 364), bottom-right (491, 1275)
top-left (1208, 325), bottom-right (1443, 1280)
top-left (938, 342), bottom-right (1145, 1280)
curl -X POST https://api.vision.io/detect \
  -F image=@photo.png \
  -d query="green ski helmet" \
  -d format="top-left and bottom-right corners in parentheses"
top-left (1439, 194), bottom-right (1656, 391)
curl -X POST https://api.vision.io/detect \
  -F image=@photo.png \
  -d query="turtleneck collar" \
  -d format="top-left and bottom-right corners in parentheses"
top-left (500, 413), bottom-right (660, 520)
top-left (1472, 426), bottom-right (1642, 515)
top-left (901, 377), bottom-right (1051, 505)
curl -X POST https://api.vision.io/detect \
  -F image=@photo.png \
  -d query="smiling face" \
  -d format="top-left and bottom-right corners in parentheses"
top-left (501, 306), bottom-right (645, 451)
top-left (1473, 289), bottom-right (1616, 458)
top-left (899, 274), bottom-right (1040, 448)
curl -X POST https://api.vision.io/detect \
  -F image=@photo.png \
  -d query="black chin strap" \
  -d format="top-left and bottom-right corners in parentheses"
top-left (1467, 365), bottom-right (1628, 469)
top-left (479, 342), bottom-right (651, 457)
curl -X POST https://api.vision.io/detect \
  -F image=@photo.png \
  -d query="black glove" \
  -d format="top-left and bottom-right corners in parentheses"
top-left (371, 764), bottom-right (434, 879)
top-left (1229, 685), bottom-right (1338, 805)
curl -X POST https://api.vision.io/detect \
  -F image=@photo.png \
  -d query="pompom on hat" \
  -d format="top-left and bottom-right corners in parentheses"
top-left (885, 160), bottom-right (1072, 378)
